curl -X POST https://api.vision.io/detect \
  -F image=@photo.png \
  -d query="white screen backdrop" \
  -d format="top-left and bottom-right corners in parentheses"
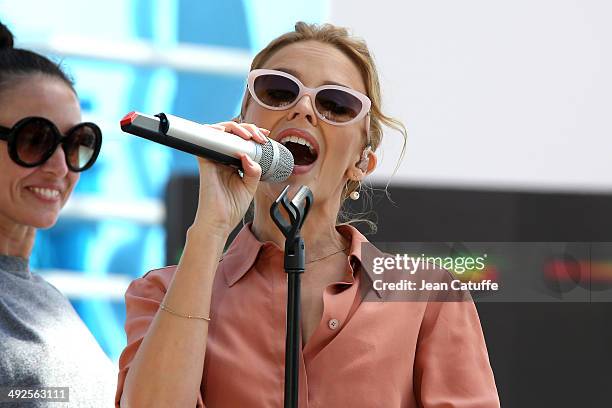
top-left (328, 0), bottom-right (611, 192)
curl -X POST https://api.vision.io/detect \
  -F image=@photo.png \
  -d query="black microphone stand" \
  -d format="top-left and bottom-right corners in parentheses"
top-left (270, 185), bottom-right (313, 408)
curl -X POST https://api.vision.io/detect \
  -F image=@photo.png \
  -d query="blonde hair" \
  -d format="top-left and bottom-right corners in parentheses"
top-left (246, 21), bottom-right (407, 233)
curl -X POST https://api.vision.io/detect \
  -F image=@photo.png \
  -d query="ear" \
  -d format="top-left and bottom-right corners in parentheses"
top-left (349, 145), bottom-right (377, 181)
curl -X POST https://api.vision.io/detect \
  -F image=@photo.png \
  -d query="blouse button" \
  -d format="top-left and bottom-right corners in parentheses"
top-left (328, 318), bottom-right (340, 330)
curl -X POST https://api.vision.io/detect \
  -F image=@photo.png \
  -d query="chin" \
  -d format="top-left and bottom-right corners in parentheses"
top-left (31, 219), bottom-right (58, 229)
top-left (24, 212), bottom-right (60, 229)
top-left (260, 180), bottom-right (313, 201)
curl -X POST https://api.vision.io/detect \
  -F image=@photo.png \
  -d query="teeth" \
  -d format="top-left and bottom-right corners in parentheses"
top-left (279, 135), bottom-right (315, 153)
top-left (29, 187), bottom-right (60, 199)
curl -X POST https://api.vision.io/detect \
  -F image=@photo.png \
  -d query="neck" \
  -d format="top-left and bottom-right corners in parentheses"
top-left (252, 191), bottom-right (348, 263)
top-left (0, 214), bottom-right (36, 259)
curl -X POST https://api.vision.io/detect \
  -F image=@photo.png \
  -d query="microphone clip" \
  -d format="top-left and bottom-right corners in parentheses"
top-left (270, 185), bottom-right (313, 272)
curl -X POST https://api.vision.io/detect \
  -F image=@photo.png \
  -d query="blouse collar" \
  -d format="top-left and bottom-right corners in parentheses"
top-left (0, 254), bottom-right (30, 279)
top-left (221, 222), bottom-right (383, 298)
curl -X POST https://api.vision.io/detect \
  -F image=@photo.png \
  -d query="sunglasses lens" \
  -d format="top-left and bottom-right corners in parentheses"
top-left (253, 74), bottom-right (299, 108)
top-left (15, 119), bottom-right (56, 165)
top-left (315, 89), bottom-right (363, 123)
top-left (65, 124), bottom-right (100, 170)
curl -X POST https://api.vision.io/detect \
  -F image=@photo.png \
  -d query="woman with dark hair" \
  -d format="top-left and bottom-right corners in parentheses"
top-left (118, 22), bottom-right (500, 407)
top-left (0, 22), bottom-right (115, 406)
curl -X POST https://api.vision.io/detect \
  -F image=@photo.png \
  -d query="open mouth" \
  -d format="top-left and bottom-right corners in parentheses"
top-left (279, 135), bottom-right (318, 166)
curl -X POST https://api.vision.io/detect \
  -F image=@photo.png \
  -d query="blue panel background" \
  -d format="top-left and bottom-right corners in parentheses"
top-left (0, 0), bottom-right (328, 363)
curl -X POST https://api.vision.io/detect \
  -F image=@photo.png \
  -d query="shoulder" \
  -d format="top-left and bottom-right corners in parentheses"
top-left (125, 265), bottom-right (179, 300)
top-left (125, 257), bottom-right (229, 299)
top-left (28, 272), bottom-right (78, 304)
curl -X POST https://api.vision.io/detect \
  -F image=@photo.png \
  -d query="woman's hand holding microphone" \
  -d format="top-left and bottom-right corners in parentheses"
top-left (192, 121), bottom-right (269, 238)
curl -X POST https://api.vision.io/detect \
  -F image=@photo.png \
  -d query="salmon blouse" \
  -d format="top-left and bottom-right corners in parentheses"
top-left (116, 223), bottom-right (500, 407)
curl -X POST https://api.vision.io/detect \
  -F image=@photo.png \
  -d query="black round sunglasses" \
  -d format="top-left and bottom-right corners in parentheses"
top-left (0, 116), bottom-right (102, 172)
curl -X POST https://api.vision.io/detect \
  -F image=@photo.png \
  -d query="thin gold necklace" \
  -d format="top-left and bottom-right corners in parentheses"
top-left (306, 245), bottom-right (349, 264)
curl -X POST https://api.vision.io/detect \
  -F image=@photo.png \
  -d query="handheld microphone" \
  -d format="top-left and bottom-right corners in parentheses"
top-left (119, 112), bottom-right (294, 182)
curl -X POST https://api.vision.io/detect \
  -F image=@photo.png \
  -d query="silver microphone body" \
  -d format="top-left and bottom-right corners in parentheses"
top-left (120, 112), bottom-right (294, 182)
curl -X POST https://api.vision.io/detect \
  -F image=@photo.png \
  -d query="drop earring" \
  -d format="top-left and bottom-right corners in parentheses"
top-left (350, 181), bottom-right (361, 200)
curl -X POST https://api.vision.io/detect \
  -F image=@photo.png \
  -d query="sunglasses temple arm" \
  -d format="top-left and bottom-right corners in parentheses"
top-left (0, 126), bottom-right (11, 140)
top-left (365, 113), bottom-right (371, 146)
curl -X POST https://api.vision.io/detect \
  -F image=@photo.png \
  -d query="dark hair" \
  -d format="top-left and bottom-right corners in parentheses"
top-left (0, 21), bottom-right (75, 93)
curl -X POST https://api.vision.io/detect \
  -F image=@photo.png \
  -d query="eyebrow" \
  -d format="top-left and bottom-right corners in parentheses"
top-left (272, 67), bottom-right (352, 89)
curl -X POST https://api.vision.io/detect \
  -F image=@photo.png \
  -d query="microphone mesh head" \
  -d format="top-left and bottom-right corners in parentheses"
top-left (259, 142), bottom-right (273, 175)
top-left (260, 139), bottom-right (294, 182)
